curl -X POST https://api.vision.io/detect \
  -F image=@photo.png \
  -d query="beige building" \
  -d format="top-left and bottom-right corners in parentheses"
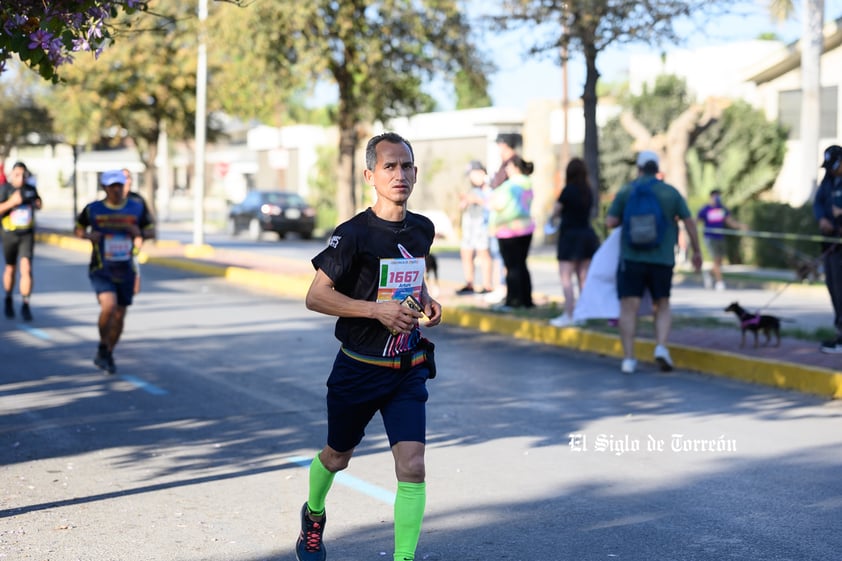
top-left (747, 16), bottom-right (842, 205)
top-left (630, 16), bottom-right (842, 206)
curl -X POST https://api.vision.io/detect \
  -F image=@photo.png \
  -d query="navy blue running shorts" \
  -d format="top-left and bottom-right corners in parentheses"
top-left (326, 349), bottom-right (429, 452)
top-left (90, 272), bottom-right (136, 307)
top-left (616, 259), bottom-right (673, 300)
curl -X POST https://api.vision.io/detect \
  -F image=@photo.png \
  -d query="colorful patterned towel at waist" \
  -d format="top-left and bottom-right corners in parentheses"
top-left (341, 346), bottom-right (427, 370)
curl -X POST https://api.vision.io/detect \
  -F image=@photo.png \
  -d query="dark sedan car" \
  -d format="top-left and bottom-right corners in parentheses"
top-left (227, 190), bottom-right (317, 240)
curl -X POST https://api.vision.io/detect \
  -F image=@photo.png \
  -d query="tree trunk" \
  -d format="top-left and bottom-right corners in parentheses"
top-left (663, 103), bottom-right (717, 196)
top-left (337, 123), bottom-right (357, 224)
top-left (134, 137), bottom-right (158, 217)
top-left (620, 99), bottom-right (722, 197)
top-left (581, 40), bottom-right (601, 206)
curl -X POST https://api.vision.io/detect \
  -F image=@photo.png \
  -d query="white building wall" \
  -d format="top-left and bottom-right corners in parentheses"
top-left (752, 44), bottom-right (842, 205)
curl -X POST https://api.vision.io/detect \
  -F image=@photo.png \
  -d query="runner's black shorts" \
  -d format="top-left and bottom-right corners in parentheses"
top-left (2, 230), bottom-right (35, 265)
top-left (616, 259), bottom-right (673, 300)
top-left (326, 349), bottom-right (429, 452)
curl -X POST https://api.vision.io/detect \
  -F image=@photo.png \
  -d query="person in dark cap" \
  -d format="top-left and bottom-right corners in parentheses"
top-left (813, 144), bottom-right (842, 353)
top-left (490, 132), bottom-right (522, 188)
top-left (74, 169), bottom-right (155, 374)
top-left (456, 160), bottom-right (493, 295)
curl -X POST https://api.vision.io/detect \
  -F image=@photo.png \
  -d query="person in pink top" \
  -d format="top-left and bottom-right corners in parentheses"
top-left (488, 155), bottom-right (535, 310)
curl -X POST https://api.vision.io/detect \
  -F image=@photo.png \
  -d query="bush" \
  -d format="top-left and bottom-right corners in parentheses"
top-left (734, 201), bottom-right (820, 268)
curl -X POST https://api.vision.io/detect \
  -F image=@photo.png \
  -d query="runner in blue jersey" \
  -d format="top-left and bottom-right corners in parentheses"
top-left (74, 169), bottom-right (154, 374)
top-left (295, 132), bottom-right (442, 561)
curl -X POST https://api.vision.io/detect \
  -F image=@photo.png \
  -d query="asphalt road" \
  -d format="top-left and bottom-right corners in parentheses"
top-left (2, 245), bottom-right (842, 561)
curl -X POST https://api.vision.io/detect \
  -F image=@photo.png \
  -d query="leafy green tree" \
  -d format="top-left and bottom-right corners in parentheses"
top-left (614, 74), bottom-right (722, 195)
top-left (602, 81), bottom-right (786, 207)
top-left (247, 1), bottom-right (491, 223)
top-left (206, 2), bottom-right (306, 126)
top-left (0, 66), bottom-right (58, 165)
top-left (491, 0), bottom-right (729, 198)
top-left (688, 100), bottom-right (788, 207)
top-left (46, 2), bottom-right (209, 209)
top-left (309, 144), bottom-right (339, 232)
top-left (454, 68), bottom-right (493, 110)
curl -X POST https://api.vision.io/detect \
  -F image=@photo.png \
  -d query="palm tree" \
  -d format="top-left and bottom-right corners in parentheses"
top-left (769, 0), bottom-right (795, 20)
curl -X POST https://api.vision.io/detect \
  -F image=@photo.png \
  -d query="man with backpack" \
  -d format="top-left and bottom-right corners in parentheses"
top-left (605, 151), bottom-right (702, 374)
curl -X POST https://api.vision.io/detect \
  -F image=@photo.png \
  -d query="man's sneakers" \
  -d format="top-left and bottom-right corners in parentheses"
top-left (621, 347), bottom-right (673, 374)
top-left (654, 345), bottom-right (674, 372)
top-left (820, 337), bottom-right (842, 354)
top-left (20, 302), bottom-right (32, 322)
top-left (94, 345), bottom-right (117, 375)
top-left (296, 502), bottom-right (326, 561)
top-left (4, 296), bottom-right (13, 319)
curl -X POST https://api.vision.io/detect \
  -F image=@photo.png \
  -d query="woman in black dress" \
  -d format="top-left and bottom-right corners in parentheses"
top-left (549, 158), bottom-right (600, 327)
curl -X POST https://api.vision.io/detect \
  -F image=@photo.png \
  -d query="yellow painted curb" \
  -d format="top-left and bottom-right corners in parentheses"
top-left (36, 231), bottom-right (91, 253)
top-left (143, 256), bottom-right (311, 300)
top-left (443, 308), bottom-right (842, 399)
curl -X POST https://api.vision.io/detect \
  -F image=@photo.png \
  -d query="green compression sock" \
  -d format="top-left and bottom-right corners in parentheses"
top-left (307, 453), bottom-right (335, 515)
top-left (393, 481), bottom-right (426, 561)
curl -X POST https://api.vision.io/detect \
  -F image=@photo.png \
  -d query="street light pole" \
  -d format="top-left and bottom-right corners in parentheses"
top-left (192, 0), bottom-right (208, 246)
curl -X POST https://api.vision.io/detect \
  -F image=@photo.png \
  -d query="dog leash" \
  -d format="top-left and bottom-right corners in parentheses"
top-left (753, 242), bottom-right (837, 314)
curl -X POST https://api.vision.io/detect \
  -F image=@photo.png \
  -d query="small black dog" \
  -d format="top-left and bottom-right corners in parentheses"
top-left (425, 253), bottom-right (439, 297)
top-left (724, 302), bottom-right (781, 348)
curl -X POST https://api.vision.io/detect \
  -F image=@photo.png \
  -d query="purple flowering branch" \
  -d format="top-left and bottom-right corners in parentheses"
top-left (0, 1), bottom-right (144, 81)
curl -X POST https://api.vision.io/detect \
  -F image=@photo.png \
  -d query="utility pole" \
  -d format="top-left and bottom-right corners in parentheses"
top-left (193, 0), bottom-right (208, 246)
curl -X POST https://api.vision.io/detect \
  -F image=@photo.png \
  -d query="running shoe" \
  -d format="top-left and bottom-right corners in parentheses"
top-left (21, 302), bottom-right (32, 322)
top-left (295, 502), bottom-right (326, 561)
top-left (621, 358), bottom-right (637, 374)
top-left (820, 337), bottom-right (842, 354)
top-left (105, 353), bottom-right (117, 375)
top-left (94, 345), bottom-right (116, 375)
top-left (4, 296), bottom-right (13, 319)
top-left (654, 345), bottom-right (674, 372)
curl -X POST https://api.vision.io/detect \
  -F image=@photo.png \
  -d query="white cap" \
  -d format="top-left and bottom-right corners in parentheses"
top-left (636, 150), bottom-right (659, 168)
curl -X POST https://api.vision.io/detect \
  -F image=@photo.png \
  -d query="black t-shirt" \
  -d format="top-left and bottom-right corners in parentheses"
top-left (312, 208), bottom-right (435, 357)
top-left (558, 183), bottom-right (593, 231)
top-left (0, 182), bottom-right (40, 233)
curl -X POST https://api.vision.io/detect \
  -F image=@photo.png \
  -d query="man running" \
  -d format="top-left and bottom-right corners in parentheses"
top-left (74, 170), bottom-right (154, 374)
top-left (295, 132), bottom-right (442, 561)
top-left (0, 161), bottom-right (41, 321)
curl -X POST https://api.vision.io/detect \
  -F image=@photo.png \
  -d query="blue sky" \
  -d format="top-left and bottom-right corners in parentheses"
top-left (482, 0), bottom-right (842, 109)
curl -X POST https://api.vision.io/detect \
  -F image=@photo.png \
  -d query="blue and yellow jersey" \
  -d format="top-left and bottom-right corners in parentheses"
top-left (76, 198), bottom-right (152, 278)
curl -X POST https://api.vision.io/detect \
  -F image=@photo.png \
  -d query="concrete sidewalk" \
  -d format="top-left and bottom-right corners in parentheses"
top-left (37, 231), bottom-right (842, 400)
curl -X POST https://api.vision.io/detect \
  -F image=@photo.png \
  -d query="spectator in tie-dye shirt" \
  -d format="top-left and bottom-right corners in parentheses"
top-left (488, 154), bottom-right (536, 310)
